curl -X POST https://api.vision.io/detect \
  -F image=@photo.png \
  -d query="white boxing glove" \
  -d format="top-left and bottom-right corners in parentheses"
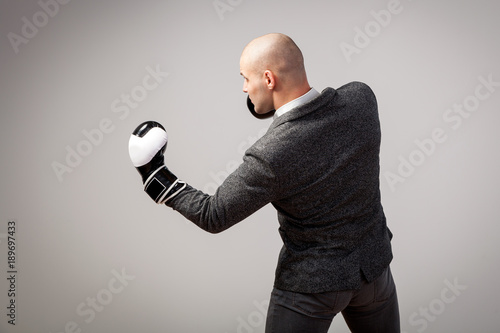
top-left (128, 121), bottom-right (186, 204)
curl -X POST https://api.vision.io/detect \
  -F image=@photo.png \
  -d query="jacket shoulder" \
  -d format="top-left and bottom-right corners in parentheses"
top-left (338, 81), bottom-right (374, 94)
top-left (337, 81), bottom-right (377, 106)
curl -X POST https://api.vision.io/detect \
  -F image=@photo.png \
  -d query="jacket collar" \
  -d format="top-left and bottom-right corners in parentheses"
top-left (273, 88), bottom-right (321, 119)
top-left (268, 87), bottom-right (340, 131)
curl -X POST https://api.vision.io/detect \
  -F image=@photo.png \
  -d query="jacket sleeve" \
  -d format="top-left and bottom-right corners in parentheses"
top-left (166, 148), bottom-right (278, 233)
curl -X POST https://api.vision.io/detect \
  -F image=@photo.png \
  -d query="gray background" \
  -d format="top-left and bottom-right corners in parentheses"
top-left (1, 0), bottom-right (499, 332)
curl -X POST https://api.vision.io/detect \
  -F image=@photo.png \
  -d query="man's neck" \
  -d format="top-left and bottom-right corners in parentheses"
top-left (273, 87), bottom-right (320, 119)
top-left (273, 84), bottom-right (312, 110)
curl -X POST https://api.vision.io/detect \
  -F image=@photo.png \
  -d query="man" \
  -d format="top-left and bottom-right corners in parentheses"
top-left (129, 33), bottom-right (400, 332)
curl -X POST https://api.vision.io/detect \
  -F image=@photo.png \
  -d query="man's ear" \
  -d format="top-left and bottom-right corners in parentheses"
top-left (264, 70), bottom-right (275, 89)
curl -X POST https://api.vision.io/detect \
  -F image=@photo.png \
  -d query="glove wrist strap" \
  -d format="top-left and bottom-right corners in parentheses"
top-left (144, 166), bottom-right (186, 204)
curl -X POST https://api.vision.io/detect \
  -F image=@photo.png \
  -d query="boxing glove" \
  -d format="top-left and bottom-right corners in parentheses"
top-left (247, 95), bottom-right (275, 119)
top-left (128, 121), bottom-right (186, 204)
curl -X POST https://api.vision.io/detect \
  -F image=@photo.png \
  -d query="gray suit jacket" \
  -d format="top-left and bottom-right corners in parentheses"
top-left (168, 82), bottom-right (393, 293)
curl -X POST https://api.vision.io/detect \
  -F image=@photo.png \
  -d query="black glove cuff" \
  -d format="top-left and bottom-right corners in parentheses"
top-left (247, 95), bottom-right (275, 119)
top-left (143, 166), bottom-right (186, 204)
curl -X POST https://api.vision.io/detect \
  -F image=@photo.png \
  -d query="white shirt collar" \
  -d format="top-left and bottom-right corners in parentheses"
top-left (274, 88), bottom-right (320, 119)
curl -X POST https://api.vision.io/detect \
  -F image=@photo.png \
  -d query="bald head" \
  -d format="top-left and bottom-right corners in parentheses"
top-left (241, 33), bottom-right (307, 86)
top-left (240, 33), bottom-right (311, 113)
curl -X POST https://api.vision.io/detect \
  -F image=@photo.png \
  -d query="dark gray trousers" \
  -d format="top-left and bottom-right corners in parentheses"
top-left (265, 266), bottom-right (400, 333)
